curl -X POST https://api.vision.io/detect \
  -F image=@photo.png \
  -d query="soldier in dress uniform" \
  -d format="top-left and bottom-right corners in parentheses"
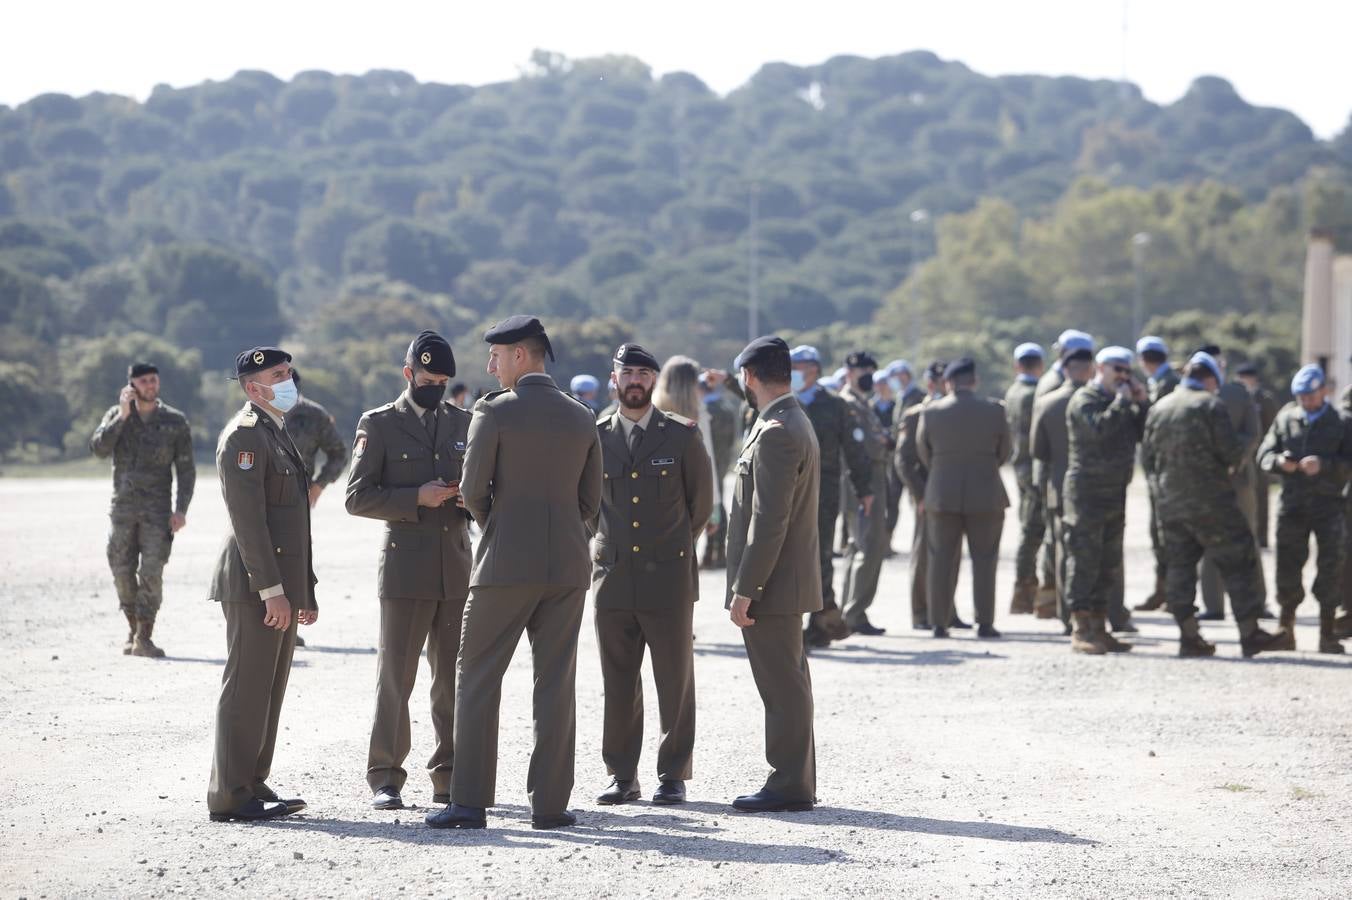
top-left (206, 347), bottom-right (315, 822)
top-left (591, 343), bottom-right (713, 806)
top-left (346, 331), bottom-right (472, 810)
top-left (426, 316), bottom-right (603, 831)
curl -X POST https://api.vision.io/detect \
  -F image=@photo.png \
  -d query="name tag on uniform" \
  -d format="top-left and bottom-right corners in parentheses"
top-left (454, 441), bottom-right (466, 451)
top-left (651, 457), bottom-right (675, 466)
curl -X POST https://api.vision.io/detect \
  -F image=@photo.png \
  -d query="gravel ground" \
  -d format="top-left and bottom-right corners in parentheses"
top-left (1, 475), bottom-right (1349, 899)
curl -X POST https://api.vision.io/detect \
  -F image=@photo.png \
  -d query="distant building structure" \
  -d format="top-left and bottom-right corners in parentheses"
top-left (1302, 230), bottom-right (1352, 389)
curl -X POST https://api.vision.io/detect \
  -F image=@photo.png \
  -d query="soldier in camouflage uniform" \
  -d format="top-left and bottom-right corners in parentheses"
top-left (89, 362), bottom-right (196, 657)
top-left (1256, 365), bottom-right (1352, 654)
top-left (838, 351), bottom-right (891, 636)
top-left (1003, 342), bottom-right (1046, 614)
top-left (1133, 336), bottom-right (1180, 611)
top-left (285, 369), bottom-right (349, 508)
top-left (1140, 352), bottom-right (1287, 658)
top-left (1237, 362), bottom-right (1279, 549)
top-left (699, 374), bottom-right (738, 569)
top-left (1062, 347), bottom-right (1147, 654)
top-left (790, 346), bottom-right (873, 647)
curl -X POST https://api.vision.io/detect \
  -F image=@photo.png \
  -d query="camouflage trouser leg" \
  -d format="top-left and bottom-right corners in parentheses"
top-left (1014, 474), bottom-right (1046, 583)
top-left (1062, 500), bottom-right (1124, 615)
top-left (1040, 500), bottom-right (1057, 588)
top-left (1148, 483), bottom-right (1166, 583)
top-left (1163, 515), bottom-right (1264, 625)
top-left (817, 485), bottom-right (841, 610)
top-left (1275, 505), bottom-right (1345, 613)
top-left (107, 510), bottom-right (172, 623)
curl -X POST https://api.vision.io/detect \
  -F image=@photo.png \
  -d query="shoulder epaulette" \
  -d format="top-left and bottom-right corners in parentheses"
top-left (238, 409), bottom-right (258, 428)
top-left (367, 401), bottom-right (398, 418)
top-left (664, 411), bottom-right (697, 429)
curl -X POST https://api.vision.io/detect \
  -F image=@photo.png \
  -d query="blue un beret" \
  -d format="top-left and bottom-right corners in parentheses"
top-left (1058, 330), bottom-right (1094, 355)
top-left (734, 335), bottom-right (790, 371)
top-left (1136, 335), bottom-right (1167, 356)
top-left (570, 374), bottom-right (600, 394)
top-left (1291, 364), bottom-right (1325, 396)
top-left (484, 315), bottom-right (554, 361)
top-left (233, 346), bottom-right (291, 380)
top-left (1187, 351), bottom-right (1222, 382)
top-left (789, 345), bottom-right (821, 365)
top-left (1096, 346), bottom-right (1133, 367)
top-left (1013, 342), bottom-right (1044, 363)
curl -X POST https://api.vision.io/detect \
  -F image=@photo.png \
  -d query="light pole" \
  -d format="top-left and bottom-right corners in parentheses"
top-left (748, 181), bottom-right (759, 341)
top-left (908, 209), bottom-right (929, 353)
top-left (1131, 231), bottom-right (1151, 339)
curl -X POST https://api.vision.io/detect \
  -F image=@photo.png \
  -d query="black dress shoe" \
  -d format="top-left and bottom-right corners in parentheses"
top-left (1197, 611), bottom-right (1225, 621)
top-left (254, 784), bottom-right (306, 814)
top-left (597, 778), bottom-right (641, 805)
top-left (803, 628), bottom-right (831, 649)
top-left (209, 798), bottom-right (291, 822)
top-left (432, 793), bottom-right (450, 805)
top-left (977, 624), bottom-right (1002, 639)
top-left (949, 616), bottom-right (972, 629)
top-left (425, 802), bottom-right (486, 829)
top-left (372, 786), bottom-right (404, 810)
top-left (732, 789), bottom-right (813, 813)
top-left (932, 626), bottom-right (949, 638)
top-left (851, 620), bottom-right (886, 636)
top-left (532, 810), bottom-right (578, 829)
top-left (1257, 607), bottom-right (1276, 620)
top-left (652, 780), bottom-right (686, 805)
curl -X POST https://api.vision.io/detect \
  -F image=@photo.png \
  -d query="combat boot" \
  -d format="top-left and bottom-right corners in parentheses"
top-left (1009, 577), bottom-right (1037, 615)
top-left (1094, 613), bottom-right (1132, 653)
top-left (1239, 623), bottom-right (1287, 659)
top-left (1319, 609), bottom-right (1346, 655)
top-left (131, 620), bottom-right (166, 659)
top-left (1034, 585), bottom-right (1059, 619)
top-left (1270, 607), bottom-right (1298, 651)
top-left (1070, 611), bottom-right (1106, 655)
top-left (1177, 616), bottom-right (1216, 658)
top-left (1334, 612), bottom-right (1352, 638)
top-left (122, 610), bottom-right (137, 655)
top-left (1134, 576), bottom-right (1166, 611)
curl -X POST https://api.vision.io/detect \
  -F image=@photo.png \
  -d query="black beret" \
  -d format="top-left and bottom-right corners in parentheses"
top-left (613, 342), bottom-right (659, 370)
top-left (484, 315), bottom-right (554, 361)
top-left (926, 360), bottom-right (948, 380)
top-left (233, 346), bottom-right (291, 380)
top-left (1196, 344), bottom-right (1221, 357)
top-left (734, 335), bottom-right (790, 371)
top-left (845, 351), bottom-right (878, 370)
top-left (1063, 347), bottom-right (1094, 363)
top-left (943, 357), bottom-right (976, 380)
top-left (1234, 361), bottom-right (1259, 376)
top-left (408, 330), bottom-right (455, 377)
top-left (128, 362), bottom-right (158, 379)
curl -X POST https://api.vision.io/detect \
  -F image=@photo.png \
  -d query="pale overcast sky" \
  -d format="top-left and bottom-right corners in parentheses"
top-left (5, 0), bottom-right (1349, 136)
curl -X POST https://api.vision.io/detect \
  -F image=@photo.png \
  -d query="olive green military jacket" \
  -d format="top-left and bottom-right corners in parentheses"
top-left (90, 401), bottom-right (196, 515)
top-left (1003, 377), bottom-right (1039, 483)
top-left (725, 393), bottom-right (822, 616)
top-left (285, 395), bottom-right (348, 487)
top-left (894, 398), bottom-right (931, 499)
top-left (1256, 402), bottom-right (1352, 508)
top-left (705, 395), bottom-right (739, 480)
top-left (1218, 381), bottom-right (1260, 490)
top-left (1035, 363), bottom-right (1066, 399)
top-left (461, 372), bottom-right (604, 589)
top-left (1147, 365), bottom-right (1180, 404)
top-left (799, 385), bottom-right (871, 497)
top-left (1141, 384), bottom-right (1244, 523)
top-left (1029, 381), bottom-right (1077, 511)
top-left (209, 403), bottom-right (317, 610)
top-left (591, 408), bottom-right (714, 611)
top-left (345, 391), bottom-right (473, 602)
top-left (916, 390), bottom-right (1011, 514)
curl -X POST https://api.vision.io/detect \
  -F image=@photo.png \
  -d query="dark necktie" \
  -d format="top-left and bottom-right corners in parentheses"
top-left (424, 409), bottom-right (436, 440)
top-left (630, 423), bottom-right (644, 456)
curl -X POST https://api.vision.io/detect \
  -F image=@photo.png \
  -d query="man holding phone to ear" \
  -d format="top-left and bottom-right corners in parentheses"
top-left (345, 330), bottom-right (472, 812)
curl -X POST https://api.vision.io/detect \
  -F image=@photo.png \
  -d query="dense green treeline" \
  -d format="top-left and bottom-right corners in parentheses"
top-left (2, 50), bottom-right (1352, 457)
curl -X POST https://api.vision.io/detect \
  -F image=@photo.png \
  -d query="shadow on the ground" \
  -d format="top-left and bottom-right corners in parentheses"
top-left (695, 641), bottom-right (1005, 666)
top-left (293, 644), bottom-right (377, 656)
top-left (163, 656), bottom-right (309, 667)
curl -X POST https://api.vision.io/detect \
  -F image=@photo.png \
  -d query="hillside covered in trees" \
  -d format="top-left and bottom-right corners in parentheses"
top-left (3, 49), bottom-right (1352, 456)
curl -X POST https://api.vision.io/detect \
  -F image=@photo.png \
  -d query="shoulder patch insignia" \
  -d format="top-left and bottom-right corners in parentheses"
top-left (354, 434), bottom-right (367, 457)
top-left (237, 451), bottom-right (255, 470)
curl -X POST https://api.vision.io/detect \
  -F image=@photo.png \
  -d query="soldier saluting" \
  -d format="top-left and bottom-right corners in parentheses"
top-left (346, 331), bottom-right (472, 810)
top-left (592, 342), bottom-right (713, 806)
top-left (207, 347), bottom-right (316, 822)
top-left (89, 361), bottom-right (195, 657)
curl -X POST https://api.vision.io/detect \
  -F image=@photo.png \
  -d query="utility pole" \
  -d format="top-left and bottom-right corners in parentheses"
top-left (748, 181), bottom-right (759, 340)
top-left (908, 208), bottom-right (929, 354)
top-left (1131, 231), bottom-right (1151, 339)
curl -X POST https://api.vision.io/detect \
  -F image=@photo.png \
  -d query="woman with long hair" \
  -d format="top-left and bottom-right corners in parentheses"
top-left (654, 356), bottom-right (719, 529)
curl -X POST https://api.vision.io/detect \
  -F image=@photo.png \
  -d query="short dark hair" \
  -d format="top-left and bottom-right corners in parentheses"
top-left (1016, 356), bottom-right (1042, 372)
top-left (290, 368), bottom-right (302, 387)
top-left (1141, 350), bottom-right (1166, 365)
top-left (745, 354), bottom-right (791, 387)
top-left (1185, 362), bottom-right (1217, 381)
top-left (950, 371), bottom-right (977, 389)
top-left (517, 335), bottom-right (550, 361)
top-left (450, 382), bottom-right (467, 397)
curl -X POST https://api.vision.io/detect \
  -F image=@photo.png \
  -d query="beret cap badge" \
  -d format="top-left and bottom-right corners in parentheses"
top-left (252, 350), bottom-right (265, 365)
top-left (421, 351), bottom-right (432, 365)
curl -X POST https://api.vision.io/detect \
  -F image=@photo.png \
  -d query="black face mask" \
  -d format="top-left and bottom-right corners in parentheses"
top-left (856, 373), bottom-right (874, 394)
top-left (410, 381), bottom-right (446, 409)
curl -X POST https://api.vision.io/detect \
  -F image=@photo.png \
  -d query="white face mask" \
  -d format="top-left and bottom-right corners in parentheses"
top-left (265, 378), bottom-right (299, 413)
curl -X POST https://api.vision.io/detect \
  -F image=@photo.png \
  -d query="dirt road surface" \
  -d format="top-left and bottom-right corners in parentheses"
top-left (1, 475), bottom-right (1349, 898)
